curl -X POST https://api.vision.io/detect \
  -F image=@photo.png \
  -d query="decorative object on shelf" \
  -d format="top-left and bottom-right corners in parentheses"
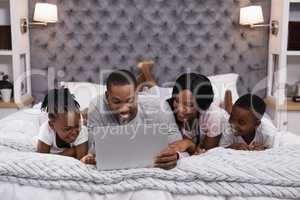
top-left (288, 21), bottom-right (300, 50)
top-left (292, 96), bottom-right (300, 102)
top-left (285, 83), bottom-right (298, 97)
top-left (0, 73), bottom-right (13, 102)
top-left (20, 3), bottom-right (58, 33)
top-left (240, 5), bottom-right (279, 35)
top-left (0, 73), bottom-right (13, 90)
top-left (0, 88), bottom-right (11, 102)
top-left (298, 81), bottom-right (300, 96)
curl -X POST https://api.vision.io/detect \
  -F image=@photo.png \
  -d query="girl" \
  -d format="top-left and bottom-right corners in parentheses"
top-left (37, 88), bottom-right (88, 159)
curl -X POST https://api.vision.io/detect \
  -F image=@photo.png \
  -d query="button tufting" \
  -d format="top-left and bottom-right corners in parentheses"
top-left (29, 0), bottom-right (270, 102)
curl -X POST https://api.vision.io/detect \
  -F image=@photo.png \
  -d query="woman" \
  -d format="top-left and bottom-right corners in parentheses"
top-left (137, 61), bottom-right (228, 154)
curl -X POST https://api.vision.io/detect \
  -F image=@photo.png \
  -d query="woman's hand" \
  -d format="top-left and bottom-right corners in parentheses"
top-left (169, 139), bottom-right (194, 152)
top-left (193, 146), bottom-right (206, 155)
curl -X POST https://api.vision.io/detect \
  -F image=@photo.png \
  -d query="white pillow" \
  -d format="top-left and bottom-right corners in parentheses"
top-left (208, 73), bottom-right (239, 105)
top-left (60, 82), bottom-right (105, 109)
top-left (60, 73), bottom-right (239, 109)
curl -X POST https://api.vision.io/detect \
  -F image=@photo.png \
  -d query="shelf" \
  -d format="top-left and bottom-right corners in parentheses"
top-left (265, 96), bottom-right (300, 111)
top-left (290, 0), bottom-right (300, 3)
top-left (0, 50), bottom-right (12, 56)
top-left (287, 51), bottom-right (300, 56)
top-left (0, 95), bottom-right (34, 108)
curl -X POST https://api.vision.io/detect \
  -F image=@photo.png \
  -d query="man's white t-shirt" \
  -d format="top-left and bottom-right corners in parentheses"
top-left (219, 117), bottom-right (278, 149)
top-left (38, 121), bottom-right (88, 153)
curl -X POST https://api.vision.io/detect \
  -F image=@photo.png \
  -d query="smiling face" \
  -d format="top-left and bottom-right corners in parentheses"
top-left (49, 112), bottom-right (81, 143)
top-left (106, 84), bottom-right (138, 123)
top-left (229, 106), bottom-right (260, 137)
top-left (173, 89), bottom-right (198, 123)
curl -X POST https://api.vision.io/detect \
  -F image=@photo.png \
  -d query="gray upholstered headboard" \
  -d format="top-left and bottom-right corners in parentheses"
top-left (29, 0), bottom-right (270, 102)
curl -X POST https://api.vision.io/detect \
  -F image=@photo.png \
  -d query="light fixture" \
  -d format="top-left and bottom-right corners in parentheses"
top-left (240, 6), bottom-right (279, 35)
top-left (20, 3), bottom-right (58, 33)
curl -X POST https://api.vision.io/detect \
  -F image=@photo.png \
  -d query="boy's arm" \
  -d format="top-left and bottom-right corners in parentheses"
top-left (37, 140), bottom-right (51, 153)
top-left (75, 142), bottom-right (88, 160)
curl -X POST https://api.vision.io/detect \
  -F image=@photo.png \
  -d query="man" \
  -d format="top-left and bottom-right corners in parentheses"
top-left (81, 69), bottom-right (184, 170)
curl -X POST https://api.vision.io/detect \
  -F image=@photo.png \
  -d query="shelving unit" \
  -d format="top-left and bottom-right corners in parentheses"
top-left (0, 0), bottom-right (32, 119)
top-left (266, 0), bottom-right (300, 135)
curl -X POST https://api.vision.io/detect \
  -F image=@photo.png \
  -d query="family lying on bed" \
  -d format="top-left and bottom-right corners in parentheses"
top-left (36, 63), bottom-right (277, 170)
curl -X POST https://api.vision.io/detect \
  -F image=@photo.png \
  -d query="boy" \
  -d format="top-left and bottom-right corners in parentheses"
top-left (81, 70), bottom-right (186, 170)
top-left (219, 94), bottom-right (277, 150)
top-left (37, 88), bottom-right (88, 159)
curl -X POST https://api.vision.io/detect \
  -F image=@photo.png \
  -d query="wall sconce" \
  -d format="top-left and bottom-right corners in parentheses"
top-left (240, 6), bottom-right (279, 35)
top-left (20, 3), bottom-right (58, 33)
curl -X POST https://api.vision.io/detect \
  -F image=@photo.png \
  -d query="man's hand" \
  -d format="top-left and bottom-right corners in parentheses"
top-left (80, 153), bottom-right (96, 165)
top-left (154, 148), bottom-right (178, 170)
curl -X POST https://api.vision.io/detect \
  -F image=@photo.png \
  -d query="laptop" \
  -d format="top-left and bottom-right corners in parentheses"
top-left (94, 123), bottom-right (169, 170)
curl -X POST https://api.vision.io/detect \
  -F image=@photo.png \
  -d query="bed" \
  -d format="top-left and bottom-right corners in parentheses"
top-left (1, 73), bottom-right (300, 200)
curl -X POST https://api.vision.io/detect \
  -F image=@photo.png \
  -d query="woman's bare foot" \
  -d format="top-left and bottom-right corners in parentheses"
top-left (137, 60), bottom-right (154, 72)
top-left (136, 60), bottom-right (156, 89)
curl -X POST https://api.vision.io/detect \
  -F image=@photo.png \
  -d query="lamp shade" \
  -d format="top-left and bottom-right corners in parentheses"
top-left (33, 3), bottom-right (58, 23)
top-left (240, 6), bottom-right (264, 25)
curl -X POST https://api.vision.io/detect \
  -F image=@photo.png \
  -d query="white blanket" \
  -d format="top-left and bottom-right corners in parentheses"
top-left (1, 108), bottom-right (300, 199)
top-left (0, 138), bottom-right (300, 199)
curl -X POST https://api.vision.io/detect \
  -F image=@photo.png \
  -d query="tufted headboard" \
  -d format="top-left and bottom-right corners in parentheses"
top-left (29, 0), bottom-right (270, 102)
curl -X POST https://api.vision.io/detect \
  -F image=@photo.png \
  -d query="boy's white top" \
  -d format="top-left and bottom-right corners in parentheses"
top-left (38, 121), bottom-right (88, 153)
top-left (219, 116), bottom-right (277, 148)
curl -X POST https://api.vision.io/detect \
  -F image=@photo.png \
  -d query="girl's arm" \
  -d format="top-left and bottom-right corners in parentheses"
top-left (75, 142), bottom-right (88, 160)
top-left (37, 139), bottom-right (77, 157)
top-left (37, 140), bottom-right (51, 153)
top-left (202, 135), bottom-right (222, 150)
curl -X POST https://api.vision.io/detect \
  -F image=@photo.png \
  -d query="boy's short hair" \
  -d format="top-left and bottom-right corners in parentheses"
top-left (172, 73), bottom-right (214, 110)
top-left (234, 93), bottom-right (266, 121)
top-left (106, 70), bottom-right (137, 90)
top-left (41, 88), bottom-right (80, 119)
